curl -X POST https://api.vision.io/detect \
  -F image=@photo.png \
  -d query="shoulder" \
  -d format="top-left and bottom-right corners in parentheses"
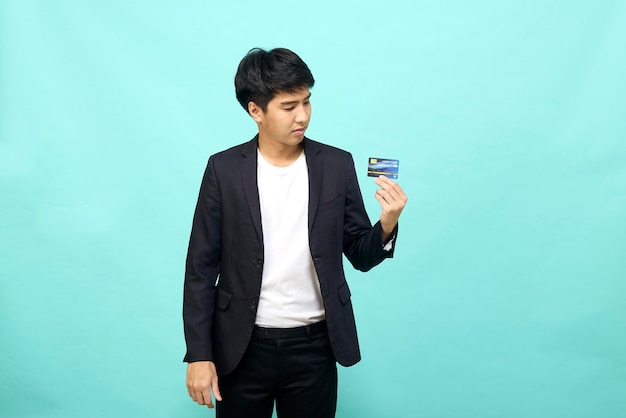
top-left (208, 137), bottom-right (257, 164)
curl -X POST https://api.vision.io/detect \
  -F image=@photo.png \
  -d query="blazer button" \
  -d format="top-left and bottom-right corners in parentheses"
top-left (250, 300), bottom-right (257, 311)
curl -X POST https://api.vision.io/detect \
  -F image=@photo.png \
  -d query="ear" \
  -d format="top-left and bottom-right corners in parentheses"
top-left (248, 102), bottom-right (263, 123)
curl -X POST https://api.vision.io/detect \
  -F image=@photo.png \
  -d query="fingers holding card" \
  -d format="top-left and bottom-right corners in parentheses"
top-left (368, 157), bottom-right (407, 239)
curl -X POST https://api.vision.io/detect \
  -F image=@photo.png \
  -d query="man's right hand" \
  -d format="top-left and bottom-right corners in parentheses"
top-left (186, 361), bottom-right (222, 408)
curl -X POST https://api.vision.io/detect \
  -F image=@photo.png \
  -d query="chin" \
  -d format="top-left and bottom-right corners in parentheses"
top-left (285, 136), bottom-right (304, 145)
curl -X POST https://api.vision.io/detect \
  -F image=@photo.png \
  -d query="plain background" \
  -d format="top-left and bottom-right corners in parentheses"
top-left (1, 1), bottom-right (625, 417)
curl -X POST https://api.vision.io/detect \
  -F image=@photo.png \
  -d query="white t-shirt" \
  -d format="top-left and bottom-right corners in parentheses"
top-left (255, 150), bottom-right (325, 327)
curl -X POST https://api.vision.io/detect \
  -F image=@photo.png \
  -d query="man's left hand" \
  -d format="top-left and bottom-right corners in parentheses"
top-left (374, 176), bottom-right (408, 241)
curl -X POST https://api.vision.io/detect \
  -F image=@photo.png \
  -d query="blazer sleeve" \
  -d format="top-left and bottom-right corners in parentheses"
top-left (342, 155), bottom-right (398, 272)
top-left (182, 156), bottom-right (222, 362)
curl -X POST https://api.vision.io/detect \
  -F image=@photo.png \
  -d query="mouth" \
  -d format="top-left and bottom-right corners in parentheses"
top-left (292, 127), bottom-right (306, 135)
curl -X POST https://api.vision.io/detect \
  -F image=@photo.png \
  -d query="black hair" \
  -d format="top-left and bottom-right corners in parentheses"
top-left (235, 48), bottom-right (315, 113)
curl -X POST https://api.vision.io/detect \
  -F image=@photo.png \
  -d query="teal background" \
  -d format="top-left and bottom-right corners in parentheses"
top-left (1, 1), bottom-right (625, 417)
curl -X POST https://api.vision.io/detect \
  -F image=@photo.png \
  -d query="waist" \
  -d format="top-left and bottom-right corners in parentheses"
top-left (253, 320), bottom-right (327, 340)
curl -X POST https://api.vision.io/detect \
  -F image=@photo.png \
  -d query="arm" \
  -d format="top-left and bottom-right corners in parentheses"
top-left (183, 157), bottom-right (223, 407)
top-left (342, 156), bottom-right (407, 271)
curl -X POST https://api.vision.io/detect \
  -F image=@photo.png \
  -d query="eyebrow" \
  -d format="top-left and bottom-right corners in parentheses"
top-left (280, 93), bottom-right (312, 106)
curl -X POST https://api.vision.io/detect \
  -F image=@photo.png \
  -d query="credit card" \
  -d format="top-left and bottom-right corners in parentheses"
top-left (367, 157), bottom-right (399, 179)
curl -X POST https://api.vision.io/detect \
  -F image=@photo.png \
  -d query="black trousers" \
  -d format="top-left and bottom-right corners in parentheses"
top-left (216, 321), bottom-right (338, 418)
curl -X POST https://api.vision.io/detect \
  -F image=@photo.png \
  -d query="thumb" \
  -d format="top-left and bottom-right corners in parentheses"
top-left (212, 377), bottom-right (223, 402)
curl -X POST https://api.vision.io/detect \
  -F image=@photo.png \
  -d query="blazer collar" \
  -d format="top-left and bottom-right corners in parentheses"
top-left (303, 139), bottom-right (323, 232)
top-left (239, 135), bottom-right (263, 244)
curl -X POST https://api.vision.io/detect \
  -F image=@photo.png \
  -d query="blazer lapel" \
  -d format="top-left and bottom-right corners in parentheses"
top-left (304, 138), bottom-right (323, 232)
top-left (240, 136), bottom-right (263, 244)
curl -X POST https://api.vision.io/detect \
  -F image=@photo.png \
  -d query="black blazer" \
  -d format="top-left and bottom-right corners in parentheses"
top-left (183, 136), bottom-right (397, 375)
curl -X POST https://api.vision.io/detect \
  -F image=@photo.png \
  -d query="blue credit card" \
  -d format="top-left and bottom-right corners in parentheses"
top-left (367, 157), bottom-right (399, 179)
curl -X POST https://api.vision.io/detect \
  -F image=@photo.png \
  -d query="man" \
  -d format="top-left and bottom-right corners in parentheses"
top-left (183, 47), bottom-right (407, 418)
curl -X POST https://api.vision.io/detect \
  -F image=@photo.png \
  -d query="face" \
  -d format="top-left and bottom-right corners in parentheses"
top-left (249, 87), bottom-right (312, 149)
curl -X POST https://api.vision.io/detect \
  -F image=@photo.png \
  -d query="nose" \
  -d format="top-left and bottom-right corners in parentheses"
top-left (295, 104), bottom-right (309, 124)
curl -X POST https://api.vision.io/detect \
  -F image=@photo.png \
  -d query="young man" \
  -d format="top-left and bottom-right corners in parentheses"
top-left (183, 47), bottom-right (407, 418)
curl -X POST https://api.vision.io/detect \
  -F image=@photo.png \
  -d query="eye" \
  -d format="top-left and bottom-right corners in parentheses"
top-left (285, 106), bottom-right (295, 111)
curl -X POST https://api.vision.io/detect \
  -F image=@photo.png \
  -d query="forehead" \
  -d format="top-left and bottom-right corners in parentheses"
top-left (270, 88), bottom-right (311, 104)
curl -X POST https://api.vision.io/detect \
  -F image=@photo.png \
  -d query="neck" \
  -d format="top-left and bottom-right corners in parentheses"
top-left (257, 136), bottom-right (304, 167)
